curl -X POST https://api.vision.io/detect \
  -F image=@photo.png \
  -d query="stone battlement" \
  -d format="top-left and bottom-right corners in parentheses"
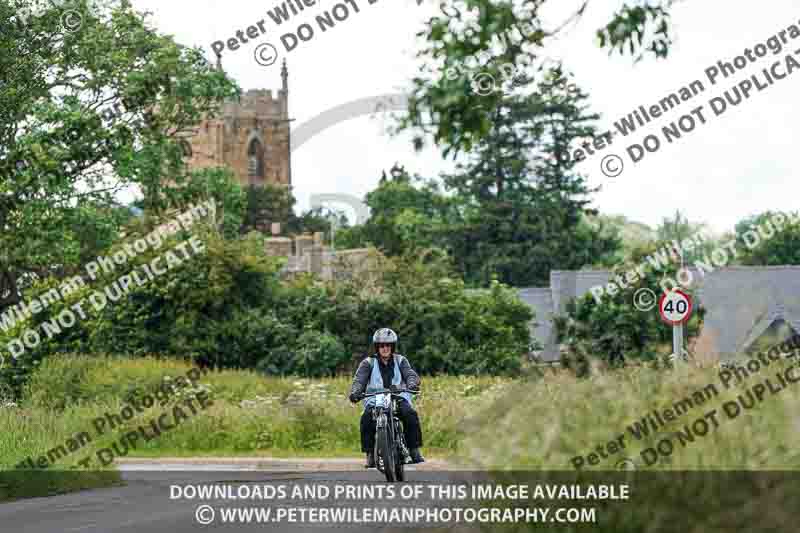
top-left (184, 60), bottom-right (290, 188)
top-left (264, 232), bottom-right (374, 281)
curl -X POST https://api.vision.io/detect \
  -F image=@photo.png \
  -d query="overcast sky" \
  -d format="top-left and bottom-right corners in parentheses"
top-left (129, 0), bottom-right (800, 234)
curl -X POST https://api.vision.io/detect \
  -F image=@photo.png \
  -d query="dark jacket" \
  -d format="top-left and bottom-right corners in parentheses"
top-left (349, 353), bottom-right (421, 397)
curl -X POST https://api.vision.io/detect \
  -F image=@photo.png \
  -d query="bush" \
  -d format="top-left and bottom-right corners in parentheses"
top-left (309, 250), bottom-right (534, 375)
top-left (1, 236), bottom-right (534, 398)
top-left (0, 227), bottom-right (285, 395)
top-left (288, 329), bottom-right (350, 378)
top-left (554, 242), bottom-right (705, 373)
top-left (23, 354), bottom-right (114, 409)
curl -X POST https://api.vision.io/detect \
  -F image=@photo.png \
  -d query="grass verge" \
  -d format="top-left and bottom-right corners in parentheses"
top-left (448, 357), bottom-right (800, 533)
top-left (0, 354), bottom-right (511, 500)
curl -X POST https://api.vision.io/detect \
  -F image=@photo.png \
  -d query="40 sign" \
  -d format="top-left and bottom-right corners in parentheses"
top-left (659, 289), bottom-right (693, 325)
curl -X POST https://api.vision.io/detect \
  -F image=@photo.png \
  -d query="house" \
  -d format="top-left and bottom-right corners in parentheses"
top-left (517, 266), bottom-right (800, 362)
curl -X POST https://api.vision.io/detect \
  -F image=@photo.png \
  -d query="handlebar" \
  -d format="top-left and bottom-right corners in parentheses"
top-left (358, 388), bottom-right (420, 400)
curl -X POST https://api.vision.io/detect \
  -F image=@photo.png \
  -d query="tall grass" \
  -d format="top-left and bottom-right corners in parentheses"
top-left (0, 354), bottom-right (513, 471)
top-left (9, 350), bottom-right (800, 525)
top-left (446, 359), bottom-right (800, 533)
top-left (461, 360), bottom-right (800, 469)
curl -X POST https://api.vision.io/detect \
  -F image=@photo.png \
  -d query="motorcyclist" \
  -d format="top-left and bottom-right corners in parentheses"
top-left (348, 328), bottom-right (425, 468)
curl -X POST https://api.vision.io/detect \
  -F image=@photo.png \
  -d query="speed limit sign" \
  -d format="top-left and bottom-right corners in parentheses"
top-left (659, 289), bottom-right (693, 325)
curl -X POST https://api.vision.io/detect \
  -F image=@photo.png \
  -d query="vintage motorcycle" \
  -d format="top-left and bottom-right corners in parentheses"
top-left (360, 387), bottom-right (419, 482)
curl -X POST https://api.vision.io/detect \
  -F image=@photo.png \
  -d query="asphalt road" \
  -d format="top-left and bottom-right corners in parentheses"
top-left (0, 458), bottom-right (486, 533)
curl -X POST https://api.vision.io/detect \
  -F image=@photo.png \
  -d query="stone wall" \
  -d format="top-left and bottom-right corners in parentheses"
top-left (185, 88), bottom-right (291, 188)
top-left (264, 232), bottom-right (373, 281)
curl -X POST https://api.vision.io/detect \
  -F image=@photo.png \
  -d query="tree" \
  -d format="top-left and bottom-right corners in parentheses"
top-left (171, 168), bottom-right (247, 240)
top-left (310, 248), bottom-right (534, 375)
top-left (240, 184), bottom-right (296, 235)
top-left (655, 210), bottom-right (719, 265)
top-left (0, 0), bottom-right (239, 305)
top-left (61, 200), bottom-right (137, 272)
top-left (239, 183), bottom-right (341, 238)
top-left (334, 164), bottom-right (457, 256)
top-left (584, 213), bottom-right (655, 265)
top-left (441, 68), bottom-right (619, 286)
top-left (735, 211), bottom-right (800, 266)
top-left (396, 0), bottom-right (676, 157)
top-left (287, 206), bottom-right (348, 241)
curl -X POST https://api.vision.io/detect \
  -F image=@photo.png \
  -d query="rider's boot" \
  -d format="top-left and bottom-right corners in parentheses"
top-left (365, 451), bottom-right (376, 468)
top-left (410, 448), bottom-right (425, 464)
top-left (402, 446), bottom-right (412, 464)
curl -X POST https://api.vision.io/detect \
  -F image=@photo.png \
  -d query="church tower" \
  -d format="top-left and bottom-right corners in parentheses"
top-left (184, 57), bottom-right (292, 187)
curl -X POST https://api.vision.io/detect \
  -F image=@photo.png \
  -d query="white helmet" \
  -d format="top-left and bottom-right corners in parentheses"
top-left (372, 328), bottom-right (398, 344)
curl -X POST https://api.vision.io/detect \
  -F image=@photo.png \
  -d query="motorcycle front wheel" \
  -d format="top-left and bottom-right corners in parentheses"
top-left (376, 423), bottom-right (395, 482)
top-left (394, 420), bottom-right (406, 482)
top-left (394, 447), bottom-right (405, 481)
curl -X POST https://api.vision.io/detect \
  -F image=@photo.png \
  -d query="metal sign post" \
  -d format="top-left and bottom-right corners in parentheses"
top-left (659, 289), bottom-right (693, 362)
top-left (668, 245), bottom-right (688, 361)
top-left (673, 323), bottom-right (684, 361)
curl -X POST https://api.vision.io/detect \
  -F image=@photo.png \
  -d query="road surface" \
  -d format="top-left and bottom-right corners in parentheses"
top-left (0, 458), bottom-right (487, 533)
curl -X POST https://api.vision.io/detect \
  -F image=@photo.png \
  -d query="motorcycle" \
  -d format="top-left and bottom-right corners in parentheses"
top-left (360, 387), bottom-right (420, 482)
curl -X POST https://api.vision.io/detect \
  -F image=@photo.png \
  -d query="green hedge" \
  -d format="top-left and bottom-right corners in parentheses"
top-left (0, 227), bottom-right (533, 397)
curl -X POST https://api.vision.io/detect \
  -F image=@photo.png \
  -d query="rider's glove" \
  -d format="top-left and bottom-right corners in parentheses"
top-left (349, 392), bottom-right (362, 403)
top-left (389, 384), bottom-right (400, 393)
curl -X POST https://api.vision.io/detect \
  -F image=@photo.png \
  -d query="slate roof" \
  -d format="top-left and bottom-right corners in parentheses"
top-left (695, 266), bottom-right (800, 357)
top-left (516, 288), bottom-right (554, 356)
